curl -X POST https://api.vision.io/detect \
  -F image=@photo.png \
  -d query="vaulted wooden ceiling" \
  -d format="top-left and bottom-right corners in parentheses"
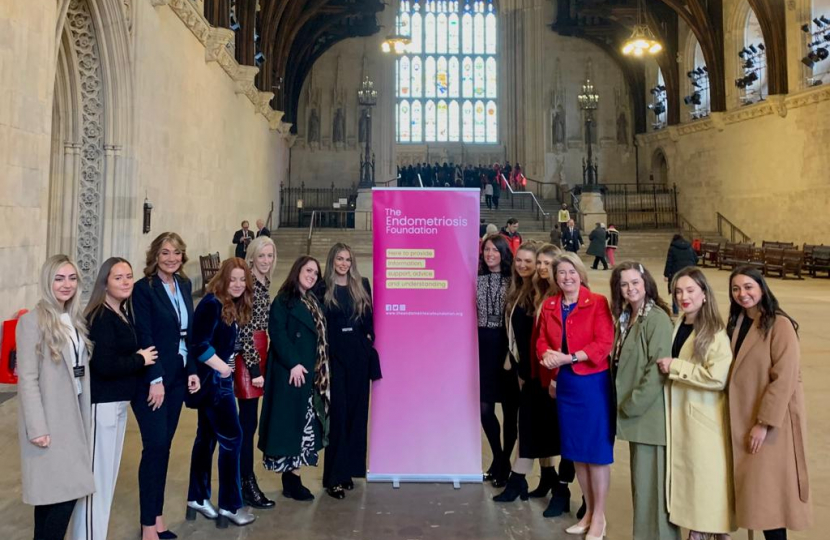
top-left (205, 0), bottom-right (384, 132)
top-left (552, 0), bottom-right (789, 133)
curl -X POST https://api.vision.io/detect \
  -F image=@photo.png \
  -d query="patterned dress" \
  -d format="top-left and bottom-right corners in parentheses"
top-left (238, 277), bottom-right (270, 379)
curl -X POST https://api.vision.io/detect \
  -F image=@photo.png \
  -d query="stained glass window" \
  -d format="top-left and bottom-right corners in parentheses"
top-left (396, 0), bottom-right (498, 144)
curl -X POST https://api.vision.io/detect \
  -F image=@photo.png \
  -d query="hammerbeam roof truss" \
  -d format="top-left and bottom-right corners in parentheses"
top-left (204, 0), bottom-right (384, 132)
top-left (552, 0), bottom-right (789, 133)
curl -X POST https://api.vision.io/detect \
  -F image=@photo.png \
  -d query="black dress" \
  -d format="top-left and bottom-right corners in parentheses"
top-left (512, 304), bottom-right (560, 459)
top-left (321, 280), bottom-right (374, 487)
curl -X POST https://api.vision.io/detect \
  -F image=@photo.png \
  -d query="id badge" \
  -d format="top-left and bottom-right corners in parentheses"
top-left (487, 314), bottom-right (501, 325)
top-left (73, 365), bottom-right (86, 378)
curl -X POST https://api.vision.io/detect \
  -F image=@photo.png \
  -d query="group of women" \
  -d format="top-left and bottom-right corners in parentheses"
top-left (477, 234), bottom-right (811, 540)
top-left (16, 233), bottom-right (378, 540)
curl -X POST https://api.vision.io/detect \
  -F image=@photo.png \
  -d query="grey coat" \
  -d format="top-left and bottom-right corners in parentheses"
top-left (16, 311), bottom-right (94, 505)
top-left (587, 226), bottom-right (607, 258)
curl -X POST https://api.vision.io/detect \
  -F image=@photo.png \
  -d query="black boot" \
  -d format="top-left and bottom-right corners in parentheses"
top-left (242, 474), bottom-right (275, 509)
top-left (543, 484), bottom-right (571, 518)
top-left (528, 467), bottom-right (556, 498)
top-left (281, 472), bottom-right (314, 502)
top-left (492, 473), bottom-right (529, 502)
top-left (576, 496), bottom-right (587, 519)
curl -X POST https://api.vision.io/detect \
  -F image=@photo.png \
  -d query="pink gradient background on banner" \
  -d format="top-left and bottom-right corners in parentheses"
top-left (368, 188), bottom-right (481, 481)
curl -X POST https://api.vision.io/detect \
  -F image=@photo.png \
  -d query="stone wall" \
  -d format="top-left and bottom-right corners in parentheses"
top-left (0, 0), bottom-right (288, 317)
top-left (636, 86), bottom-right (830, 245)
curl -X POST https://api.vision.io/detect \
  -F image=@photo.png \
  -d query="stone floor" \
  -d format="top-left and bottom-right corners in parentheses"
top-left (0, 230), bottom-right (827, 540)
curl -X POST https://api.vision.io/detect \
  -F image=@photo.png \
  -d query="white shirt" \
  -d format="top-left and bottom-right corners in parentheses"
top-left (60, 313), bottom-right (85, 395)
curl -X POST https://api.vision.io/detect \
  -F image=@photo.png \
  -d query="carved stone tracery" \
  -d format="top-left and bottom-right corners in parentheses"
top-left (67, 0), bottom-right (104, 291)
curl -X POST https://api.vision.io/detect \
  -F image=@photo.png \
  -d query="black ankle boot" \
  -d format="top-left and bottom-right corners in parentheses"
top-left (492, 473), bottom-right (528, 502)
top-left (528, 467), bottom-right (556, 498)
top-left (543, 484), bottom-right (571, 518)
top-left (281, 472), bottom-right (314, 501)
top-left (242, 474), bottom-right (275, 509)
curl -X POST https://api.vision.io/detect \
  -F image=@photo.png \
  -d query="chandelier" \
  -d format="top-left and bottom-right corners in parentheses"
top-left (622, 0), bottom-right (663, 57)
top-left (382, 1), bottom-right (411, 54)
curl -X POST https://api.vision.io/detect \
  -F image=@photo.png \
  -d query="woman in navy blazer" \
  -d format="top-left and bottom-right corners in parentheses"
top-left (132, 232), bottom-right (200, 540)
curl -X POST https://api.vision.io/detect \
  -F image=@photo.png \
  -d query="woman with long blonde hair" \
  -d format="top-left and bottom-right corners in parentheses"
top-left (17, 255), bottom-right (94, 540)
top-left (235, 236), bottom-right (277, 509)
top-left (657, 267), bottom-right (736, 540)
top-left (319, 243), bottom-right (376, 499)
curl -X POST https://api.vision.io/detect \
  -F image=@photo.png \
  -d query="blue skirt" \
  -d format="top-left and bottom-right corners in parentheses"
top-left (556, 365), bottom-right (614, 465)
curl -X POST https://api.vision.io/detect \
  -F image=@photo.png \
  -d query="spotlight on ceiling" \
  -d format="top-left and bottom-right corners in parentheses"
top-left (230, 21), bottom-right (241, 32)
top-left (684, 92), bottom-right (702, 106)
top-left (803, 23), bottom-right (812, 33)
top-left (255, 52), bottom-right (266, 66)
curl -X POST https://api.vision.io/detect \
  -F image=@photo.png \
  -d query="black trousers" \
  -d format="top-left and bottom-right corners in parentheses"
top-left (237, 396), bottom-right (260, 478)
top-left (591, 256), bottom-right (608, 270)
top-left (323, 358), bottom-right (371, 488)
top-left (33, 500), bottom-right (77, 540)
top-left (132, 371), bottom-right (187, 526)
top-left (764, 529), bottom-right (787, 540)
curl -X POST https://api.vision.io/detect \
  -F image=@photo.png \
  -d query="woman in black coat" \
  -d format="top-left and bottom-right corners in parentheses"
top-left (319, 243), bottom-right (378, 500)
top-left (132, 233), bottom-right (200, 540)
top-left (258, 256), bottom-right (329, 501)
top-left (663, 234), bottom-right (698, 314)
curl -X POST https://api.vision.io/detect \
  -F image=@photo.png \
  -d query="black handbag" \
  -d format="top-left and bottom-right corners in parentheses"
top-left (368, 346), bottom-right (382, 381)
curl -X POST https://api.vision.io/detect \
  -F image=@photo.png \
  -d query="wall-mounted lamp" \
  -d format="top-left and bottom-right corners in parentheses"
top-left (143, 197), bottom-right (153, 234)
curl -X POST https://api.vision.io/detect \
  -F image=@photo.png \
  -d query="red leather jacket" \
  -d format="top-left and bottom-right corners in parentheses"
top-left (534, 286), bottom-right (614, 386)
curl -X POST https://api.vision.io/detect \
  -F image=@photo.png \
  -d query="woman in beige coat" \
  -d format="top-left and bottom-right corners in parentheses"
top-left (727, 266), bottom-right (811, 540)
top-left (17, 255), bottom-right (94, 540)
top-left (657, 267), bottom-right (735, 540)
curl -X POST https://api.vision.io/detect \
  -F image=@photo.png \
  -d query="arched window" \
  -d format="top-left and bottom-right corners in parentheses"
top-left (396, 0), bottom-right (498, 144)
top-left (739, 9), bottom-right (767, 104)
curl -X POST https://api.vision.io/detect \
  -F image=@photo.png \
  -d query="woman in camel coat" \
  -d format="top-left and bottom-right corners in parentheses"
top-left (727, 267), bottom-right (811, 538)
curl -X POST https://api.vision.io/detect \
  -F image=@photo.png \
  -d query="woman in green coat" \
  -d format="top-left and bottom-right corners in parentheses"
top-left (610, 262), bottom-right (679, 540)
top-left (258, 255), bottom-right (330, 501)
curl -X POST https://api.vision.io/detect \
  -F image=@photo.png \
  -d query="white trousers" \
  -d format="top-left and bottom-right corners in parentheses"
top-left (70, 401), bottom-right (129, 540)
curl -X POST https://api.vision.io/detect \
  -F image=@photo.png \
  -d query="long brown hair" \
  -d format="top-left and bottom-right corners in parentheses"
top-left (144, 232), bottom-right (189, 280)
top-left (532, 243), bottom-right (561, 313)
top-left (609, 261), bottom-right (671, 319)
top-left (207, 258), bottom-right (253, 326)
top-left (323, 243), bottom-right (372, 319)
top-left (85, 257), bottom-right (134, 324)
top-left (505, 242), bottom-right (538, 313)
top-left (671, 267), bottom-right (724, 362)
top-left (727, 265), bottom-right (798, 338)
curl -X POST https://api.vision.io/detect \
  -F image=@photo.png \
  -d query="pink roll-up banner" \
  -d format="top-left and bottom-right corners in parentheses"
top-left (368, 188), bottom-right (482, 487)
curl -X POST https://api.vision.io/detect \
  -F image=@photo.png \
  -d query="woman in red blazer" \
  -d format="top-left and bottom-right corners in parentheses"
top-left (536, 252), bottom-right (614, 540)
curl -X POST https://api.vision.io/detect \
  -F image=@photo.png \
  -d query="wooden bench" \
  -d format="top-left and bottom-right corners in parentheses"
top-left (199, 252), bottom-right (221, 295)
top-left (763, 247), bottom-right (785, 278)
top-left (700, 242), bottom-right (721, 267)
top-left (762, 240), bottom-right (794, 249)
top-left (811, 247), bottom-right (830, 278)
top-left (720, 243), bottom-right (752, 270)
top-left (803, 244), bottom-right (825, 275)
top-left (781, 249), bottom-right (805, 280)
top-left (748, 247), bottom-right (766, 273)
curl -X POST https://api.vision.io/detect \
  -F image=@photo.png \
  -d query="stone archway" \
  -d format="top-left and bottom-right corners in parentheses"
top-left (651, 148), bottom-right (669, 185)
top-left (48, 0), bottom-right (134, 291)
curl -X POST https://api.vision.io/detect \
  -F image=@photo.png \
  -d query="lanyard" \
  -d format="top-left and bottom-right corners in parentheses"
top-left (70, 329), bottom-right (81, 367)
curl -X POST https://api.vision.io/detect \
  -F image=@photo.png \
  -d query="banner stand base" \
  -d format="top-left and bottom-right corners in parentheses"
top-left (367, 473), bottom-right (482, 489)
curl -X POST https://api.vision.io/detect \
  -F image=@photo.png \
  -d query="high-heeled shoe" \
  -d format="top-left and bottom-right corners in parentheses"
top-left (157, 530), bottom-right (177, 540)
top-left (215, 507), bottom-right (256, 529)
top-left (492, 473), bottom-right (528, 502)
top-left (565, 522), bottom-right (590, 535)
top-left (185, 499), bottom-right (218, 520)
top-left (585, 521), bottom-right (607, 540)
top-left (326, 485), bottom-right (346, 499)
top-left (342, 479), bottom-right (355, 491)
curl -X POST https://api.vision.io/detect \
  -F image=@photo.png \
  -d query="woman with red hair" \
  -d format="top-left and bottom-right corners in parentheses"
top-left (185, 258), bottom-right (256, 528)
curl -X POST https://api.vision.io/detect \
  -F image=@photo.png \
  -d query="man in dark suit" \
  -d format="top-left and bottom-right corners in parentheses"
top-left (233, 221), bottom-right (254, 258)
top-left (255, 219), bottom-right (271, 238)
top-left (562, 219), bottom-right (583, 253)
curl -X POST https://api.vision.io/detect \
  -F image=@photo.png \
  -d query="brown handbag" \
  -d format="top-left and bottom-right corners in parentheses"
top-left (233, 329), bottom-right (268, 399)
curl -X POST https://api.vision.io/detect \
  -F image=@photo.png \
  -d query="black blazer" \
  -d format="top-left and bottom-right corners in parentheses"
top-left (562, 227), bottom-right (583, 252)
top-left (256, 227), bottom-right (271, 238)
top-left (132, 274), bottom-right (197, 385)
top-left (233, 229), bottom-right (254, 258)
top-left (87, 306), bottom-right (145, 404)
